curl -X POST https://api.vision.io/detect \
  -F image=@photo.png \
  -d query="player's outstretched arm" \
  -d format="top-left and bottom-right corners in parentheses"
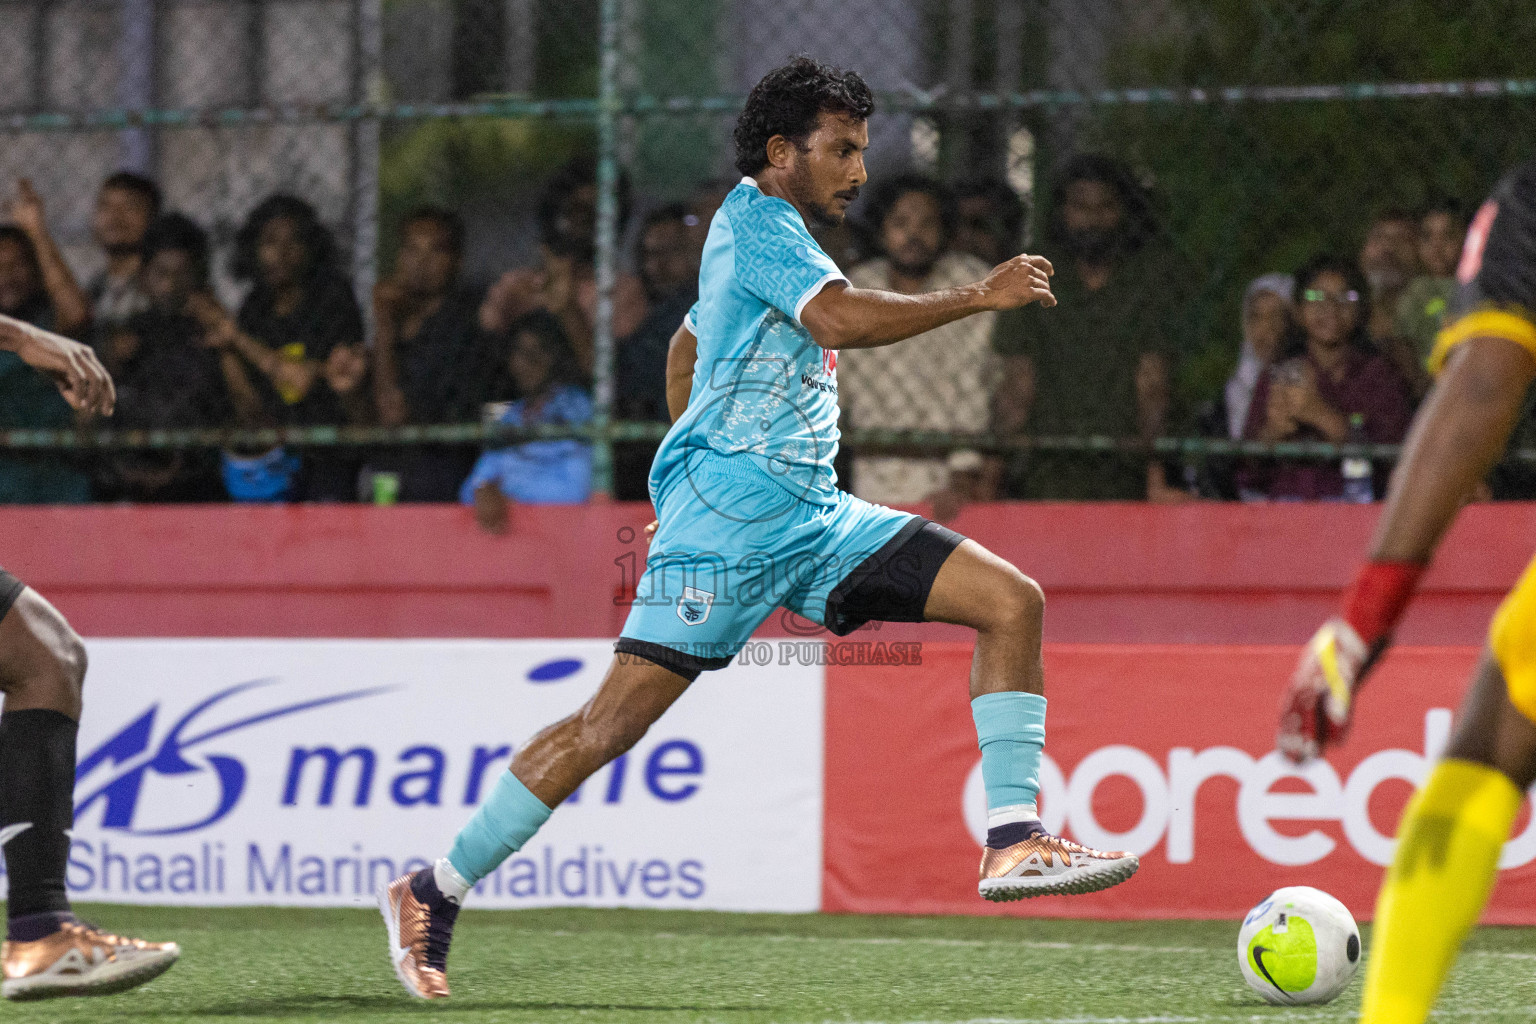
top-left (1279, 333), bottom-right (1536, 762)
top-left (0, 312), bottom-right (115, 416)
top-left (800, 254), bottom-right (1055, 351)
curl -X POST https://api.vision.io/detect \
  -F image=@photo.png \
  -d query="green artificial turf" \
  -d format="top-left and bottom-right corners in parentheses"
top-left (8, 904), bottom-right (1536, 1022)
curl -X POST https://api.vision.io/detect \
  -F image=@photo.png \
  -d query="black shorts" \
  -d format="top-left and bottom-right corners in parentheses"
top-left (822, 518), bottom-right (966, 636)
top-left (0, 568), bottom-right (24, 624)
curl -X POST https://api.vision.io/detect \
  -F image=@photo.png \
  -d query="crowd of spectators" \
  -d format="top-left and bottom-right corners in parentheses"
top-left (0, 153), bottom-right (1491, 511)
top-left (0, 160), bottom-right (715, 511)
top-left (838, 157), bottom-right (1475, 508)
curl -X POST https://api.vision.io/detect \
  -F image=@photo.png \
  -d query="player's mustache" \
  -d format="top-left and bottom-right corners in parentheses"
top-left (834, 187), bottom-right (861, 202)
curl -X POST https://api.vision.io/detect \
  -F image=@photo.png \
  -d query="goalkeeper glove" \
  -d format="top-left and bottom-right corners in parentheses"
top-left (1277, 560), bottom-right (1423, 763)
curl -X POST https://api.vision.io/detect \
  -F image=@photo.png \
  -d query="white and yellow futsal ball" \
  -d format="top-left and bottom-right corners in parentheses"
top-left (1237, 886), bottom-right (1361, 1005)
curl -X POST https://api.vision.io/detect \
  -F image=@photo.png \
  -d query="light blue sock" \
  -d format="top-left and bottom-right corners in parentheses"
top-left (446, 770), bottom-right (552, 885)
top-left (971, 691), bottom-right (1047, 827)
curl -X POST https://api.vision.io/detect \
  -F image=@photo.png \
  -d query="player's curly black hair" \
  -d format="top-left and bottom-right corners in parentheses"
top-left (733, 57), bottom-right (875, 177)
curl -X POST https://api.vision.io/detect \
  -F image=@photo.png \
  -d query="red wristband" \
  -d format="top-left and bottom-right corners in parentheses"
top-left (1341, 560), bottom-right (1424, 646)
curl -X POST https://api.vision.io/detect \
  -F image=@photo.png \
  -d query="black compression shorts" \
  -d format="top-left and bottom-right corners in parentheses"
top-left (0, 568), bottom-right (25, 624)
top-left (823, 518), bottom-right (966, 636)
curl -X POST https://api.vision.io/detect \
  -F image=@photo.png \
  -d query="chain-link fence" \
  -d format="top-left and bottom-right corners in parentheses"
top-left (2, 0), bottom-right (1534, 504)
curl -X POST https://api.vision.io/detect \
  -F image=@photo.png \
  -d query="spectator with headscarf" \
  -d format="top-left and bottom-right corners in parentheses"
top-left (1187, 273), bottom-right (1295, 500)
top-left (1225, 274), bottom-right (1296, 441)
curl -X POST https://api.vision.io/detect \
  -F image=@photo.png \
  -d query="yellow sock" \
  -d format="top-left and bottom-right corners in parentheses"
top-left (1361, 758), bottom-right (1521, 1024)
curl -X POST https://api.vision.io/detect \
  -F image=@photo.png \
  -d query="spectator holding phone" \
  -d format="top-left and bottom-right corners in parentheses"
top-left (1239, 256), bottom-right (1412, 500)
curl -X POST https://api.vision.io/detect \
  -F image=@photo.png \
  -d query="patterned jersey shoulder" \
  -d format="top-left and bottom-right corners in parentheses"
top-left (721, 184), bottom-right (845, 324)
top-left (1431, 160), bottom-right (1536, 372)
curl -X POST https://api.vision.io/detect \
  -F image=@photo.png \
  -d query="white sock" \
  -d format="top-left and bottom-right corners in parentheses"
top-left (433, 857), bottom-right (472, 905)
top-left (988, 803), bottom-right (1041, 829)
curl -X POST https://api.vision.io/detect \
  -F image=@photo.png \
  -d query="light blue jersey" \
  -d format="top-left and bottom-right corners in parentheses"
top-left (649, 177), bottom-right (847, 507)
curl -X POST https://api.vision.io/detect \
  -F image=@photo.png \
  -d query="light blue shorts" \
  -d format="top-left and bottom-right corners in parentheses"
top-left (617, 449), bottom-right (920, 677)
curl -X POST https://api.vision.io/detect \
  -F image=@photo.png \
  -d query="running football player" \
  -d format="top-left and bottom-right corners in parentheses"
top-left (380, 57), bottom-right (1138, 1000)
top-left (1279, 159), bottom-right (1536, 1024)
top-left (0, 312), bottom-right (181, 1000)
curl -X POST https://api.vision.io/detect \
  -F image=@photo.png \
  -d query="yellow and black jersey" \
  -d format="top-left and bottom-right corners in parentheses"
top-left (1430, 159), bottom-right (1536, 374)
top-left (1430, 162), bottom-right (1536, 722)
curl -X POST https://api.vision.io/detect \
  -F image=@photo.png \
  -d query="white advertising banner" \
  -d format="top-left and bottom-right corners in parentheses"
top-left (60, 640), bottom-right (823, 911)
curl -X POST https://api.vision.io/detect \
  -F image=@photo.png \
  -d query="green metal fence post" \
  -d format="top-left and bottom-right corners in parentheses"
top-left (591, 0), bottom-right (623, 498)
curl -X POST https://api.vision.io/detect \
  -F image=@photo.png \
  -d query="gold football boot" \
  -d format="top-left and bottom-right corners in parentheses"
top-left (2, 919), bottom-right (179, 1000)
top-left (378, 870), bottom-right (458, 999)
top-left (979, 832), bottom-right (1139, 901)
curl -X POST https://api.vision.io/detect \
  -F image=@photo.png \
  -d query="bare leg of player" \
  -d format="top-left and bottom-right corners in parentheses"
top-left (1360, 652), bottom-right (1536, 1023)
top-left (379, 655), bottom-right (691, 998)
top-left (0, 584), bottom-right (179, 1001)
top-left (506, 658), bottom-right (694, 806)
top-left (1443, 654), bottom-right (1536, 780)
top-left (921, 540), bottom-right (1139, 899)
top-left (920, 539), bottom-right (1046, 699)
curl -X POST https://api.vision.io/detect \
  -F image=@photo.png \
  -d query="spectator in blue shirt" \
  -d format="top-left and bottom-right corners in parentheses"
top-left (462, 310), bottom-right (592, 531)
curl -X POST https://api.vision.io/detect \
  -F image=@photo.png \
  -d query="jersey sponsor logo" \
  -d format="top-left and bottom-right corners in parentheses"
top-left (821, 349), bottom-right (837, 376)
top-left (676, 587), bottom-right (715, 626)
top-left (800, 373), bottom-right (838, 395)
top-left (1458, 200), bottom-right (1498, 284)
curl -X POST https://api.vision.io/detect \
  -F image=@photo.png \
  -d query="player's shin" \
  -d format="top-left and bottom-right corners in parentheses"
top-left (0, 709), bottom-right (78, 929)
top-left (439, 769), bottom-right (553, 903)
top-left (1361, 758), bottom-right (1519, 1024)
top-left (971, 691), bottom-right (1047, 846)
top-left (971, 689), bottom-right (1138, 899)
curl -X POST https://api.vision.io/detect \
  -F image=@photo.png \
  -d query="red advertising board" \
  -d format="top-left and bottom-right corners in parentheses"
top-left (823, 642), bottom-right (1536, 922)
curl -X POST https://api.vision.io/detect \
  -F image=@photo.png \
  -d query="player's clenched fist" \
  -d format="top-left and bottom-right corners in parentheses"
top-left (1278, 617), bottom-right (1369, 763)
top-left (981, 254), bottom-right (1056, 310)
